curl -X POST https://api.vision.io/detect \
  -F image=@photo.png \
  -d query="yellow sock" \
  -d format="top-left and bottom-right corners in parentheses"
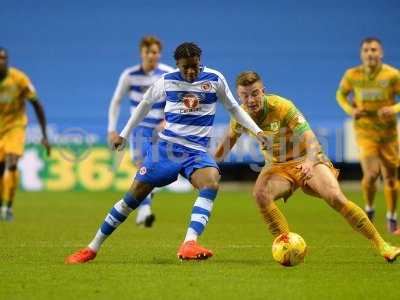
top-left (361, 180), bottom-right (376, 209)
top-left (384, 184), bottom-right (397, 216)
top-left (340, 201), bottom-right (385, 250)
top-left (259, 202), bottom-right (290, 237)
top-left (3, 170), bottom-right (19, 206)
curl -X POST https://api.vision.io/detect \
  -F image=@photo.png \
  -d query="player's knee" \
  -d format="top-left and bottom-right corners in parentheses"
top-left (6, 163), bottom-right (18, 172)
top-left (253, 187), bottom-right (273, 209)
top-left (325, 188), bottom-right (346, 210)
top-left (5, 155), bottom-right (19, 171)
top-left (384, 178), bottom-right (397, 189)
top-left (200, 179), bottom-right (219, 191)
top-left (362, 170), bottom-right (379, 185)
top-left (0, 161), bottom-right (5, 176)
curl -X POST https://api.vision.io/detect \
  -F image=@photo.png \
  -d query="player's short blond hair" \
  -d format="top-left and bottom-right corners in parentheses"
top-left (236, 71), bottom-right (262, 87)
top-left (139, 36), bottom-right (162, 51)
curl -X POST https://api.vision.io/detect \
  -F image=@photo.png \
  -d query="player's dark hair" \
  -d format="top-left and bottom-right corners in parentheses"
top-left (139, 36), bottom-right (162, 51)
top-left (174, 42), bottom-right (202, 61)
top-left (361, 37), bottom-right (382, 47)
top-left (236, 71), bottom-right (262, 87)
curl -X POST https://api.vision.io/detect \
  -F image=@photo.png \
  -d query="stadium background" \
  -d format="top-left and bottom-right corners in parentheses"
top-left (2, 0), bottom-right (400, 191)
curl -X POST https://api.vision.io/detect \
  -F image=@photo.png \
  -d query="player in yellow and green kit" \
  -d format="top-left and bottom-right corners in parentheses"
top-left (215, 71), bottom-right (400, 263)
top-left (0, 47), bottom-right (51, 221)
top-left (336, 37), bottom-right (400, 234)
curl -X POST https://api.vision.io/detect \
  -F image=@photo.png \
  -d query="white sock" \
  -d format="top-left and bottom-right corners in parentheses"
top-left (88, 230), bottom-right (107, 252)
top-left (365, 205), bottom-right (374, 212)
top-left (136, 204), bottom-right (152, 224)
top-left (184, 228), bottom-right (198, 242)
top-left (387, 212), bottom-right (397, 220)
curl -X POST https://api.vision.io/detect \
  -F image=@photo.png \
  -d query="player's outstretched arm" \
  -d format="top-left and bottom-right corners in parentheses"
top-left (113, 77), bottom-right (166, 150)
top-left (30, 99), bottom-right (51, 156)
top-left (117, 99), bottom-right (153, 147)
top-left (214, 127), bottom-right (239, 162)
top-left (108, 70), bottom-right (129, 144)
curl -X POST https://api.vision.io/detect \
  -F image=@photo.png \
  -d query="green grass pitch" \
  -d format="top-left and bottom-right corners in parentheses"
top-left (1, 187), bottom-right (400, 300)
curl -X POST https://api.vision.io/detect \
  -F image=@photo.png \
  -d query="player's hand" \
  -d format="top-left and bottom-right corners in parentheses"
top-left (378, 106), bottom-right (396, 121)
top-left (41, 137), bottom-right (51, 156)
top-left (298, 159), bottom-right (314, 182)
top-left (352, 108), bottom-right (366, 120)
top-left (108, 131), bottom-right (119, 146)
top-left (256, 131), bottom-right (272, 151)
top-left (111, 135), bottom-right (126, 151)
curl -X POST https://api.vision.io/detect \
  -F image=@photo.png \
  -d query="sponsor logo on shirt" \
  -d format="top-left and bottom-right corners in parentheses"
top-left (180, 93), bottom-right (202, 113)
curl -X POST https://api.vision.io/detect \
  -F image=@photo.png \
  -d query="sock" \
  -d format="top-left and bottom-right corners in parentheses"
top-left (3, 170), bottom-right (19, 208)
top-left (361, 180), bottom-right (376, 211)
top-left (136, 194), bottom-right (152, 224)
top-left (88, 192), bottom-right (141, 252)
top-left (259, 202), bottom-right (290, 237)
top-left (340, 201), bottom-right (385, 250)
top-left (365, 205), bottom-right (374, 213)
top-left (184, 188), bottom-right (217, 242)
top-left (386, 211), bottom-right (397, 221)
top-left (384, 184), bottom-right (397, 217)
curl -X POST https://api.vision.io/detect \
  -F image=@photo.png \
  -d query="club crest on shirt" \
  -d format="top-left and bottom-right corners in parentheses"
top-left (139, 166), bottom-right (147, 175)
top-left (379, 80), bottom-right (389, 88)
top-left (201, 81), bottom-right (212, 92)
top-left (270, 121), bottom-right (280, 132)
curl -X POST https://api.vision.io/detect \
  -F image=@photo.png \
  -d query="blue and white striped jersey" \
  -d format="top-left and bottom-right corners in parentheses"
top-left (143, 66), bottom-right (240, 152)
top-left (109, 63), bottom-right (175, 130)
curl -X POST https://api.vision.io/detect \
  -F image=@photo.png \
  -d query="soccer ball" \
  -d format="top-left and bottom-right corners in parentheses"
top-left (272, 232), bottom-right (307, 266)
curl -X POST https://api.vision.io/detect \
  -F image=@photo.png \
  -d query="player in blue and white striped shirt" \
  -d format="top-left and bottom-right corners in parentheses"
top-left (66, 42), bottom-right (269, 264)
top-left (108, 36), bottom-right (174, 227)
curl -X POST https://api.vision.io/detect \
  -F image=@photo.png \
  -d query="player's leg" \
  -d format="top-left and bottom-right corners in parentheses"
top-left (379, 141), bottom-right (399, 234)
top-left (2, 154), bottom-right (20, 221)
top-left (133, 159), bottom-right (155, 227)
top-left (0, 160), bottom-right (5, 219)
top-left (252, 169), bottom-right (293, 238)
top-left (66, 140), bottom-right (181, 264)
top-left (177, 167), bottom-right (220, 260)
top-left (131, 127), bottom-right (156, 227)
top-left (359, 155), bottom-right (381, 221)
top-left (65, 180), bottom-right (154, 264)
top-left (1, 127), bottom-right (25, 221)
top-left (304, 164), bottom-right (400, 262)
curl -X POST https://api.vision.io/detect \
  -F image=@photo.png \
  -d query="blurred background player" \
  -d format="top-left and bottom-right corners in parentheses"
top-left (107, 36), bottom-right (174, 227)
top-left (0, 47), bottom-right (51, 221)
top-left (215, 71), bottom-right (400, 262)
top-left (336, 37), bottom-right (400, 234)
top-left (66, 43), bottom-right (269, 264)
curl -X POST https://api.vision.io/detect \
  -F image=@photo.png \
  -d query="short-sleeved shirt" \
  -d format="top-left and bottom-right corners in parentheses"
top-left (230, 94), bottom-right (311, 163)
top-left (0, 67), bottom-right (38, 135)
top-left (338, 63), bottom-right (400, 143)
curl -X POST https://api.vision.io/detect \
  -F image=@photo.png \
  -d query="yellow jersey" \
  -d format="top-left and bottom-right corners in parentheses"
top-left (230, 94), bottom-right (312, 163)
top-left (337, 63), bottom-right (400, 143)
top-left (0, 67), bottom-right (37, 135)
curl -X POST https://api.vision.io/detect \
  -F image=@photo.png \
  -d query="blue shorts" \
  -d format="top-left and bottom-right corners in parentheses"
top-left (135, 140), bottom-right (220, 187)
top-left (130, 126), bottom-right (156, 161)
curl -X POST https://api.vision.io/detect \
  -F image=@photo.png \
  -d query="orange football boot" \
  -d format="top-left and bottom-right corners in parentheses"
top-left (65, 247), bottom-right (97, 264)
top-left (177, 240), bottom-right (213, 260)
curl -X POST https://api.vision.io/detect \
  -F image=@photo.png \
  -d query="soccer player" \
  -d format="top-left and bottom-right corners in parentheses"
top-left (108, 36), bottom-right (174, 227)
top-left (215, 71), bottom-right (400, 263)
top-left (0, 47), bottom-right (51, 221)
top-left (336, 37), bottom-right (400, 234)
top-left (65, 42), bottom-right (268, 264)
